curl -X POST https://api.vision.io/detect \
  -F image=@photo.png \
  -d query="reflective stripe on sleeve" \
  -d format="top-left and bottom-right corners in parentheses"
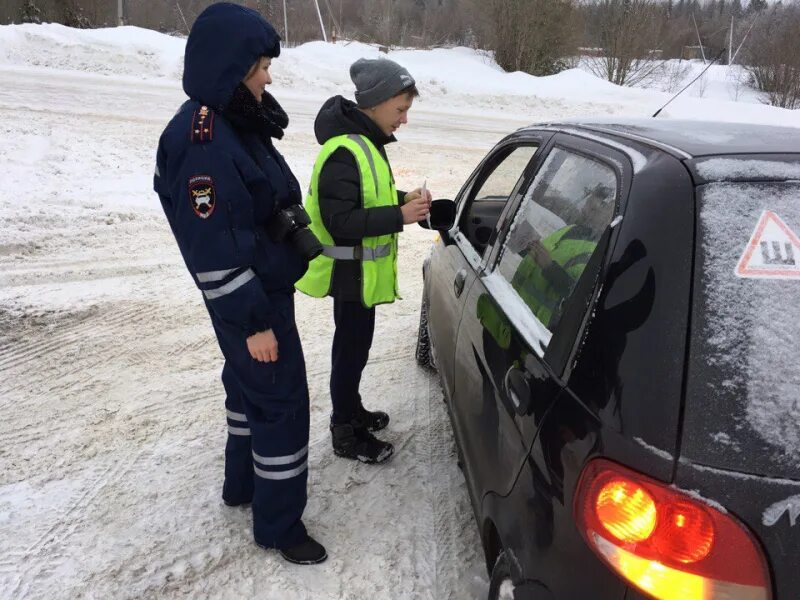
top-left (203, 269), bottom-right (255, 300)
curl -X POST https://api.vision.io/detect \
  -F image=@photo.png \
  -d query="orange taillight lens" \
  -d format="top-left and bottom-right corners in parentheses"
top-left (596, 480), bottom-right (657, 543)
top-left (654, 501), bottom-right (714, 564)
top-left (574, 459), bottom-right (771, 600)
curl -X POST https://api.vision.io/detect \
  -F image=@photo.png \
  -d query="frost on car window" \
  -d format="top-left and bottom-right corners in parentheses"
top-left (683, 182), bottom-right (800, 477)
top-left (494, 147), bottom-right (616, 338)
top-left (695, 158), bottom-right (800, 182)
top-left (564, 129), bottom-right (646, 173)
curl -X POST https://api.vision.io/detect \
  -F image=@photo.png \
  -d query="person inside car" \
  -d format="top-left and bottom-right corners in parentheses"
top-left (511, 185), bottom-right (613, 328)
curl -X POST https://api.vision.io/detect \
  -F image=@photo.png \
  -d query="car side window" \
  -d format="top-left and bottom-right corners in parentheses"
top-left (458, 144), bottom-right (539, 257)
top-left (496, 147), bottom-right (618, 340)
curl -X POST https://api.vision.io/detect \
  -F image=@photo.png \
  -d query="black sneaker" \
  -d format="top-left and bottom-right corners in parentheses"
top-left (330, 421), bottom-right (394, 464)
top-left (358, 406), bottom-right (390, 432)
top-left (279, 536), bottom-right (328, 565)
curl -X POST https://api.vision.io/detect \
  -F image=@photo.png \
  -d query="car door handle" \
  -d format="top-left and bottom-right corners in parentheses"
top-left (504, 367), bottom-right (532, 416)
top-left (453, 269), bottom-right (467, 298)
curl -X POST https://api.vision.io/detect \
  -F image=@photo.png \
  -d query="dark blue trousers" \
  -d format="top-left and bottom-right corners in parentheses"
top-left (211, 292), bottom-right (309, 550)
top-left (330, 297), bottom-right (376, 424)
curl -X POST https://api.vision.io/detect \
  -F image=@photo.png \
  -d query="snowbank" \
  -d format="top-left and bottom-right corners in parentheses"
top-left (1, 23), bottom-right (798, 127)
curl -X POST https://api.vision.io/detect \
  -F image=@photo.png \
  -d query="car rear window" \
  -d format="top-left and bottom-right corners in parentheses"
top-left (683, 180), bottom-right (800, 479)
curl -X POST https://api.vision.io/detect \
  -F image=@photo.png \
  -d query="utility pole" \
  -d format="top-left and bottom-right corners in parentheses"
top-left (176, 2), bottom-right (189, 34)
top-left (692, 13), bottom-right (706, 63)
top-left (117, 0), bottom-right (124, 25)
top-left (731, 16), bottom-right (758, 66)
top-left (728, 16), bottom-right (734, 65)
top-left (313, 0), bottom-right (328, 42)
top-left (283, 0), bottom-right (289, 46)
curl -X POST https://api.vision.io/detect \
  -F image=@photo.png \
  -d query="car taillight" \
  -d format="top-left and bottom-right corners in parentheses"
top-left (574, 459), bottom-right (771, 600)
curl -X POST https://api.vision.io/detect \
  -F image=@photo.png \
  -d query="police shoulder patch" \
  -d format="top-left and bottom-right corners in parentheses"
top-left (188, 175), bottom-right (216, 219)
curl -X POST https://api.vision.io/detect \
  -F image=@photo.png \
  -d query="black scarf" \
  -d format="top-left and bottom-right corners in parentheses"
top-left (225, 83), bottom-right (289, 140)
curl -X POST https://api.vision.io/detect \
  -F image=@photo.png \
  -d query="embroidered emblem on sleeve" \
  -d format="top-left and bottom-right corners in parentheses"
top-left (188, 175), bottom-right (216, 219)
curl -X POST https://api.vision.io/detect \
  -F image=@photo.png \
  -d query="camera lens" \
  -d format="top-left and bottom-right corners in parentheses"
top-left (292, 228), bottom-right (323, 260)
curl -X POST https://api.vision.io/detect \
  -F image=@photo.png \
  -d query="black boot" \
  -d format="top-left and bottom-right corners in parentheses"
top-left (223, 498), bottom-right (251, 507)
top-left (331, 420), bottom-right (394, 464)
top-left (279, 536), bottom-right (328, 565)
top-left (358, 405), bottom-right (390, 432)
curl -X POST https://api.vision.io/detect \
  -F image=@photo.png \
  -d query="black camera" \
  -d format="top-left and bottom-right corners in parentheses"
top-left (267, 204), bottom-right (323, 260)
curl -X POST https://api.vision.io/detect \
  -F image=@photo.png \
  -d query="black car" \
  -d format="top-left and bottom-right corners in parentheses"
top-left (416, 119), bottom-right (800, 600)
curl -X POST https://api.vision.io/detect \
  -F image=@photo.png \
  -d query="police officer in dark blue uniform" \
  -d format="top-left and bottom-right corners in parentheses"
top-left (153, 2), bottom-right (326, 565)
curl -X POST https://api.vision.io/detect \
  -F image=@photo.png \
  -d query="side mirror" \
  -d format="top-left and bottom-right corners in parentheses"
top-left (418, 199), bottom-right (457, 231)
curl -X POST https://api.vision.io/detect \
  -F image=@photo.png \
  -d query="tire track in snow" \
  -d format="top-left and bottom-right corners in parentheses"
top-left (0, 303), bottom-right (145, 373)
top-left (3, 439), bottom-right (158, 600)
top-left (0, 64), bottom-right (501, 597)
top-left (0, 293), bottom-right (212, 487)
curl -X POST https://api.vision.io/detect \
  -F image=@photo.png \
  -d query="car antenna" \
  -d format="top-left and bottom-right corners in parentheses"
top-left (652, 48), bottom-right (727, 118)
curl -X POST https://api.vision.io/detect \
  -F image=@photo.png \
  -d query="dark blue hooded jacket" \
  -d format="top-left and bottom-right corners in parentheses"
top-left (154, 2), bottom-right (306, 336)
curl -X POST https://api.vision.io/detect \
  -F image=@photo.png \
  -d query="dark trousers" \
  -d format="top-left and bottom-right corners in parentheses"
top-left (211, 292), bottom-right (309, 550)
top-left (330, 297), bottom-right (376, 424)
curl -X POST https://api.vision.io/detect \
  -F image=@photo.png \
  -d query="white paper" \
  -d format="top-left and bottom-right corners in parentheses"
top-left (422, 179), bottom-right (431, 229)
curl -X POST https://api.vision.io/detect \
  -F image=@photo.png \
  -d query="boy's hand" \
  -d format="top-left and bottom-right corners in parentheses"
top-left (404, 187), bottom-right (433, 204)
top-left (401, 197), bottom-right (431, 224)
top-left (247, 329), bottom-right (279, 362)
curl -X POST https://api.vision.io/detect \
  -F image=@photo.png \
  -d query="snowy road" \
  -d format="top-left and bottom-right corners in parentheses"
top-left (0, 67), bottom-right (534, 599)
top-left (3, 20), bottom-right (800, 598)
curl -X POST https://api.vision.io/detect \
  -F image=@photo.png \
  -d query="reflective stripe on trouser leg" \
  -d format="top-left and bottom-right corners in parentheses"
top-left (245, 315), bottom-right (310, 549)
top-left (247, 394), bottom-right (310, 549)
top-left (212, 292), bottom-right (310, 549)
top-left (222, 360), bottom-right (254, 505)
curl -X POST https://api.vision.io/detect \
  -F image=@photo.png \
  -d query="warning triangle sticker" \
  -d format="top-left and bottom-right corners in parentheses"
top-left (735, 210), bottom-right (800, 280)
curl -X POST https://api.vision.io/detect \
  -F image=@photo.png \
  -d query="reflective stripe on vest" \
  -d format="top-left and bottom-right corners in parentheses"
top-left (321, 243), bottom-right (393, 261)
top-left (295, 134), bottom-right (400, 308)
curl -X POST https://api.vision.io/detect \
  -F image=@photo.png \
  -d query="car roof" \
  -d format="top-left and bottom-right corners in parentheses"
top-left (521, 118), bottom-right (800, 159)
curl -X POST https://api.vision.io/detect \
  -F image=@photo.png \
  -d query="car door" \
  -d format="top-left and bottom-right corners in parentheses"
top-left (426, 137), bottom-right (545, 399)
top-left (452, 134), bottom-right (629, 504)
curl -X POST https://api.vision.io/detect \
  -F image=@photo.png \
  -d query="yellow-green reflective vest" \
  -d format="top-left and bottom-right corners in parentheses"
top-left (511, 225), bottom-right (596, 329)
top-left (295, 134), bottom-right (400, 308)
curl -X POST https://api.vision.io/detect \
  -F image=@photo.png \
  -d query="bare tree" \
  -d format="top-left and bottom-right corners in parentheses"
top-left (745, 4), bottom-right (800, 109)
top-left (659, 59), bottom-right (692, 92)
top-left (475, 0), bottom-right (579, 76)
top-left (586, 0), bottom-right (667, 87)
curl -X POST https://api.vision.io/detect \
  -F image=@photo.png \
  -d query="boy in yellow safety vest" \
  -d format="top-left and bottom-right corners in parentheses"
top-left (296, 58), bottom-right (431, 463)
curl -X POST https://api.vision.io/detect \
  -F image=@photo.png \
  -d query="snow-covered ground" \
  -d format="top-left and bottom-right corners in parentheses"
top-left (1, 24), bottom-right (798, 600)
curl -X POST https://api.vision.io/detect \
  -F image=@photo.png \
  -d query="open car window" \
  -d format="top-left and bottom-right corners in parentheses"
top-left (456, 144), bottom-right (539, 260)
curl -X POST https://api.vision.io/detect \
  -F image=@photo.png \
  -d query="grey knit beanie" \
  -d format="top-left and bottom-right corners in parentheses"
top-left (350, 58), bottom-right (416, 108)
